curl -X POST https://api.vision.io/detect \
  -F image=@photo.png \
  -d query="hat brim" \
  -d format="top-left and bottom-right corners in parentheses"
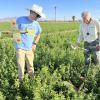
top-left (27, 9), bottom-right (46, 18)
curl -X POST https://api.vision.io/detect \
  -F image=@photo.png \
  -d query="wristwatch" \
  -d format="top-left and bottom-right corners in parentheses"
top-left (33, 42), bottom-right (37, 45)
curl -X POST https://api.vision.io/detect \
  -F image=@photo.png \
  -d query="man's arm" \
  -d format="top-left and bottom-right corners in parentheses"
top-left (32, 22), bottom-right (42, 51)
top-left (95, 20), bottom-right (100, 50)
top-left (96, 21), bottom-right (100, 45)
top-left (32, 34), bottom-right (41, 51)
top-left (33, 34), bottom-right (41, 44)
top-left (77, 23), bottom-right (83, 46)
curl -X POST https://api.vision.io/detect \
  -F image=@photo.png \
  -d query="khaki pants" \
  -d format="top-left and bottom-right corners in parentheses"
top-left (16, 49), bottom-right (34, 80)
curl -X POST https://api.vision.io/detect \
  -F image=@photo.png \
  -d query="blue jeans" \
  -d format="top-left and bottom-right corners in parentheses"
top-left (84, 39), bottom-right (99, 66)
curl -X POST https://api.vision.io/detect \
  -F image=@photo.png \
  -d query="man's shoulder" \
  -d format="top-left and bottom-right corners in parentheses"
top-left (33, 21), bottom-right (39, 24)
top-left (79, 20), bottom-right (84, 26)
top-left (17, 16), bottom-right (27, 20)
top-left (92, 19), bottom-right (100, 24)
top-left (16, 16), bottom-right (27, 23)
top-left (32, 21), bottom-right (42, 33)
top-left (33, 21), bottom-right (41, 27)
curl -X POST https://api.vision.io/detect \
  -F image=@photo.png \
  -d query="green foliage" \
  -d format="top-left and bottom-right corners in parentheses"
top-left (40, 22), bottom-right (79, 33)
top-left (0, 22), bottom-right (100, 100)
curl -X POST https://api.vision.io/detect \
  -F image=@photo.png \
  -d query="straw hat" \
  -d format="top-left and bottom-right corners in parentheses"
top-left (27, 4), bottom-right (46, 18)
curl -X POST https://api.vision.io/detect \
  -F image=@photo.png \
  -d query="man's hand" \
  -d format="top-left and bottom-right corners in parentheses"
top-left (32, 34), bottom-right (40, 51)
top-left (96, 45), bottom-right (100, 51)
top-left (32, 44), bottom-right (36, 51)
top-left (77, 43), bottom-right (80, 47)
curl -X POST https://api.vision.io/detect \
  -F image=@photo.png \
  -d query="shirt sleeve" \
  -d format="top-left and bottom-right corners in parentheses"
top-left (95, 20), bottom-right (100, 45)
top-left (95, 20), bottom-right (100, 33)
top-left (36, 22), bottom-right (42, 35)
top-left (77, 23), bottom-right (83, 43)
top-left (16, 17), bottom-right (27, 33)
top-left (16, 18), bottom-right (21, 30)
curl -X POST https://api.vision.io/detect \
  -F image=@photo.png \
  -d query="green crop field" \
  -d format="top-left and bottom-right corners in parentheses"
top-left (0, 22), bottom-right (100, 100)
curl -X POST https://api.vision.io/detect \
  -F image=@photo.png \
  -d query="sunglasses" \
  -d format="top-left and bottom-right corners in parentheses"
top-left (30, 10), bottom-right (41, 18)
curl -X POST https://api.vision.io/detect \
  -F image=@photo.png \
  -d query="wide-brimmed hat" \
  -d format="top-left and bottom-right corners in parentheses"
top-left (27, 4), bottom-right (46, 18)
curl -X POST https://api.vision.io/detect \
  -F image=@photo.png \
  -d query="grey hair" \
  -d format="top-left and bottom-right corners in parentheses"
top-left (81, 11), bottom-right (91, 17)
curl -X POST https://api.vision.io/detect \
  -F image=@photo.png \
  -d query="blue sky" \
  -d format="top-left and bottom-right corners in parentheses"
top-left (0, 0), bottom-right (100, 20)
